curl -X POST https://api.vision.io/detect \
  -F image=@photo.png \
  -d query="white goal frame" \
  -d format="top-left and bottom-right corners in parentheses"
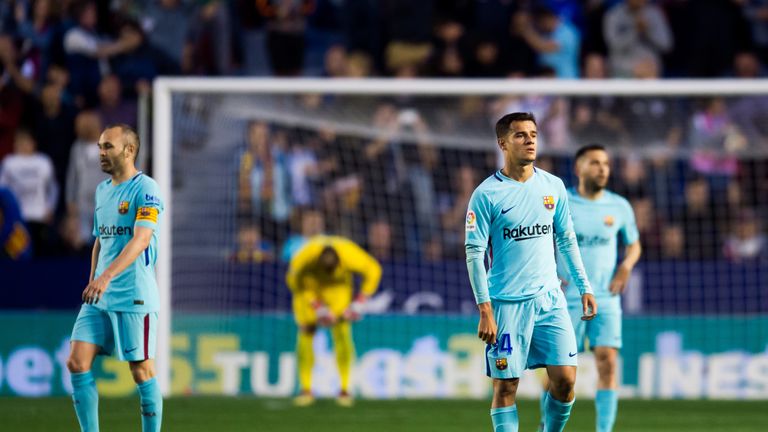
top-left (152, 77), bottom-right (768, 395)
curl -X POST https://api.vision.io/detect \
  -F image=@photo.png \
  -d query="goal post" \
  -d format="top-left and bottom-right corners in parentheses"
top-left (153, 78), bottom-right (768, 398)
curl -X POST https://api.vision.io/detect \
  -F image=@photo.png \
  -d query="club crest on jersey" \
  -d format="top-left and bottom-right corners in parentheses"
top-left (543, 196), bottom-right (555, 210)
top-left (118, 201), bottom-right (130, 214)
top-left (495, 358), bottom-right (508, 370)
top-left (466, 210), bottom-right (477, 232)
top-left (604, 215), bottom-right (615, 227)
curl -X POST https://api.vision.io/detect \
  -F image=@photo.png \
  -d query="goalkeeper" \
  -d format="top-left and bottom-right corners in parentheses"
top-left (286, 235), bottom-right (382, 407)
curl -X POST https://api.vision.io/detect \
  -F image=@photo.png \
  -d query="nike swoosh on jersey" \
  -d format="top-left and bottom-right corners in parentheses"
top-left (125, 347), bottom-right (138, 353)
top-left (501, 206), bottom-right (516, 214)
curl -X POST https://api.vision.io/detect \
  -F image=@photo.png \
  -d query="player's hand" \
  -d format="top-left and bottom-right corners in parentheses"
top-left (82, 275), bottom-right (110, 304)
top-left (313, 301), bottom-right (336, 327)
top-left (343, 294), bottom-right (366, 322)
top-left (609, 264), bottom-right (631, 295)
top-left (581, 294), bottom-right (597, 321)
top-left (558, 275), bottom-right (569, 292)
top-left (477, 302), bottom-right (498, 345)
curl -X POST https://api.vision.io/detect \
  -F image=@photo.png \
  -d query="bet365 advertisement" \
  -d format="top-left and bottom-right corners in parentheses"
top-left (1, 312), bottom-right (767, 399)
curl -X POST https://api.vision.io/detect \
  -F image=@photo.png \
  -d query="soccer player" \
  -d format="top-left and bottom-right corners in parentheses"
top-left (66, 124), bottom-right (164, 432)
top-left (466, 112), bottom-right (597, 432)
top-left (286, 234), bottom-right (382, 407)
top-left (538, 144), bottom-right (641, 432)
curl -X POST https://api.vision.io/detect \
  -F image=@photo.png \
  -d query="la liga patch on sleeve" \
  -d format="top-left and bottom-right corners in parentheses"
top-left (466, 210), bottom-right (477, 232)
top-left (136, 206), bottom-right (158, 223)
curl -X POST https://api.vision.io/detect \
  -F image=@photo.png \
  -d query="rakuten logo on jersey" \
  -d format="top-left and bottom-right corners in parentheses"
top-left (502, 223), bottom-right (553, 241)
top-left (98, 225), bottom-right (133, 237)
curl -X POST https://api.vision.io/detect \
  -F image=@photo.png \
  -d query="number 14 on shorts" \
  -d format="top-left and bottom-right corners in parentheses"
top-left (497, 333), bottom-right (512, 354)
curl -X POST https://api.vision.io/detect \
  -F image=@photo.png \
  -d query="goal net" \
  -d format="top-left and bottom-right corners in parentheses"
top-left (153, 79), bottom-right (768, 399)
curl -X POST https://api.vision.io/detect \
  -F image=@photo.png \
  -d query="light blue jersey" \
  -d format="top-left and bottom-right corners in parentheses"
top-left (92, 172), bottom-right (163, 312)
top-left (559, 188), bottom-right (638, 312)
top-left (465, 168), bottom-right (592, 303)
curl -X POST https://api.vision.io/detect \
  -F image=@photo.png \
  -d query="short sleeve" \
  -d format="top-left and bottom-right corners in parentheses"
top-left (134, 180), bottom-right (163, 229)
top-left (465, 187), bottom-right (492, 248)
top-left (620, 199), bottom-right (640, 245)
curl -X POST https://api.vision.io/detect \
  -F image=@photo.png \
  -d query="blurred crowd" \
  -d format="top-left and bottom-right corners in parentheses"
top-left (230, 101), bottom-right (768, 266)
top-left (1, 0), bottom-right (767, 262)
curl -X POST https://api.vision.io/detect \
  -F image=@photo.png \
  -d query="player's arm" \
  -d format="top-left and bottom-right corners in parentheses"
top-left (553, 181), bottom-right (597, 320)
top-left (88, 237), bottom-right (100, 282)
top-left (286, 244), bottom-right (313, 294)
top-left (464, 188), bottom-right (497, 345)
top-left (82, 227), bottom-right (153, 304)
top-left (610, 200), bottom-right (643, 294)
top-left (342, 240), bottom-right (382, 298)
top-left (340, 240), bottom-right (382, 321)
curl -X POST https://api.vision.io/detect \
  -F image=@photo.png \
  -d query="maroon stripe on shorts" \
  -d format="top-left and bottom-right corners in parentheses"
top-left (143, 314), bottom-right (149, 360)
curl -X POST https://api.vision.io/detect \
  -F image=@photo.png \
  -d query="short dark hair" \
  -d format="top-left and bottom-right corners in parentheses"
top-left (104, 123), bottom-right (140, 161)
top-left (495, 112), bottom-right (537, 139)
top-left (574, 143), bottom-right (606, 161)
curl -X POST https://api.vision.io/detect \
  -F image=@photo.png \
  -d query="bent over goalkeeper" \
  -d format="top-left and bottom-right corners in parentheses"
top-left (286, 235), bottom-right (382, 407)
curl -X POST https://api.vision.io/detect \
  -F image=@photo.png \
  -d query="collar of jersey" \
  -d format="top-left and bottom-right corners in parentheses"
top-left (107, 171), bottom-right (143, 187)
top-left (495, 168), bottom-right (536, 185)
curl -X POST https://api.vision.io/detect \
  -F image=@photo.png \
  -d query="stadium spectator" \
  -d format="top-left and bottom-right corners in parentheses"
top-left (570, 54), bottom-right (628, 147)
top-left (0, 129), bottom-right (58, 255)
top-left (33, 83), bottom-right (76, 200)
top-left (96, 74), bottom-right (137, 128)
top-left (0, 185), bottom-right (32, 260)
top-left (281, 207), bottom-right (325, 262)
top-left (14, 0), bottom-right (57, 83)
top-left (723, 208), bottom-right (767, 262)
top-left (440, 164), bottom-right (476, 258)
top-left (231, 222), bottom-right (275, 263)
top-left (631, 196), bottom-right (664, 260)
top-left (237, 120), bottom-right (291, 239)
top-left (429, 18), bottom-right (470, 77)
top-left (366, 219), bottom-right (393, 261)
top-left (109, 19), bottom-right (163, 94)
top-left (659, 223), bottom-right (685, 260)
top-left (65, 110), bottom-right (103, 246)
top-left (140, 0), bottom-right (193, 73)
top-left (184, 0), bottom-right (232, 75)
top-left (63, 0), bottom-right (140, 106)
top-left (467, 38), bottom-right (506, 77)
top-left (322, 44), bottom-right (347, 77)
top-left (603, 0), bottom-right (672, 78)
top-left (382, 0), bottom-right (433, 77)
top-left (256, 0), bottom-right (315, 76)
top-left (744, 0), bottom-right (768, 63)
top-left (236, 0), bottom-right (270, 75)
top-left (515, 6), bottom-right (581, 78)
top-left (0, 32), bottom-right (36, 94)
top-left (687, 98), bottom-right (742, 186)
top-left (286, 129), bottom-right (319, 207)
top-left (615, 57), bottom-right (684, 148)
top-left (0, 41), bottom-right (26, 161)
top-left (673, 175), bottom-right (722, 260)
top-left (55, 211), bottom-right (91, 256)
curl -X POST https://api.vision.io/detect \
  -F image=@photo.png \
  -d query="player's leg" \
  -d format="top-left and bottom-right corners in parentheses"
top-left (68, 341), bottom-right (101, 432)
top-left (113, 311), bottom-right (162, 432)
top-left (325, 285), bottom-right (354, 405)
top-left (293, 291), bottom-right (317, 405)
top-left (594, 347), bottom-right (618, 432)
top-left (538, 305), bottom-right (586, 431)
top-left (486, 299), bottom-right (534, 432)
top-left (491, 378), bottom-right (520, 432)
top-left (129, 359), bottom-right (162, 432)
top-left (68, 304), bottom-right (112, 432)
top-left (544, 365), bottom-right (577, 432)
top-left (528, 290), bottom-right (578, 432)
top-left (330, 320), bottom-right (354, 406)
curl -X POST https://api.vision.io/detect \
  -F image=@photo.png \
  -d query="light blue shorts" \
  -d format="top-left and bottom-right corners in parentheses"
top-left (569, 307), bottom-right (622, 352)
top-left (70, 304), bottom-right (157, 362)
top-left (486, 289), bottom-right (578, 379)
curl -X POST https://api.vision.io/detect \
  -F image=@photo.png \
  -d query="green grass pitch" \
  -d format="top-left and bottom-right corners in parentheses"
top-left (2, 397), bottom-right (765, 431)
